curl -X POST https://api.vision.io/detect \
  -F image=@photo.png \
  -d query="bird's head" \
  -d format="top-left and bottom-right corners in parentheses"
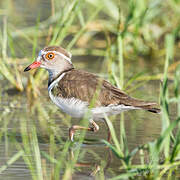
top-left (24, 46), bottom-right (73, 76)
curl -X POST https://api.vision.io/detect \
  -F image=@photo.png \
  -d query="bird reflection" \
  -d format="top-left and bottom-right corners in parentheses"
top-left (69, 142), bottom-right (112, 177)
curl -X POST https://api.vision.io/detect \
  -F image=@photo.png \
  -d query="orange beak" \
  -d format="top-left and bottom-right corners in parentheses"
top-left (24, 61), bottom-right (41, 72)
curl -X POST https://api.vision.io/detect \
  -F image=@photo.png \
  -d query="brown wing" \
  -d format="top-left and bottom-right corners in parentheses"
top-left (53, 69), bottom-right (160, 113)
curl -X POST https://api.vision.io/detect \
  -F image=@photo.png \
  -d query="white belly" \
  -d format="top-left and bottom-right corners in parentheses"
top-left (49, 95), bottom-right (89, 118)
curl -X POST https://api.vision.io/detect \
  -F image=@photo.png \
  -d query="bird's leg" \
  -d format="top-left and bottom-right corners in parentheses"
top-left (103, 118), bottom-right (111, 142)
top-left (89, 119), bottom-right (99, 132)
top-left (69, 119), bottom-right (99, 141)
top-left (69, 125), bottom-right (92, 141)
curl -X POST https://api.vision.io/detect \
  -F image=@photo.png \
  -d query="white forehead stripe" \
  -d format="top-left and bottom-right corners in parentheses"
top-left (39, 50), bottom-right (72, 64)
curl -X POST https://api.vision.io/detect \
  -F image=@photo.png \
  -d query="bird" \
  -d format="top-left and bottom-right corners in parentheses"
top-left (24, 46), bottom-right (160, 141)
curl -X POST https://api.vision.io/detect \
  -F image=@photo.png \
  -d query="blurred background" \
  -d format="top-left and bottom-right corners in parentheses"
top-left (0, 0), bottom-right (179, 179)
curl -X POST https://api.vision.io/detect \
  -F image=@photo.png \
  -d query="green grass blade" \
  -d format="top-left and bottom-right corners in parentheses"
top-left (0, 150), bottom-right (24, 173)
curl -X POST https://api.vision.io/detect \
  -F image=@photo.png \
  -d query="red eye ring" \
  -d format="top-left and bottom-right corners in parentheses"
top-left (45, 52), bottom-right (55, 60)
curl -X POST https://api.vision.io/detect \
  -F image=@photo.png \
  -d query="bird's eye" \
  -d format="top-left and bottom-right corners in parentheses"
top-left (45, 52), bottom-right (55, 60)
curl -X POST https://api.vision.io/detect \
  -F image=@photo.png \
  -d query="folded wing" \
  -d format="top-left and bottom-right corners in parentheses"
top-left (53, 69), bottom-right (160, 113)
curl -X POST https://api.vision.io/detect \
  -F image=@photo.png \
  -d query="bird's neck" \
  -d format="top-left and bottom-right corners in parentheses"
top-left (48, 66), bottom-right (74, 86)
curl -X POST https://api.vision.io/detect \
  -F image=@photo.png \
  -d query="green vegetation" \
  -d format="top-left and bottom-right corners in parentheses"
top-left (0, 0), bottom-right (180, 179)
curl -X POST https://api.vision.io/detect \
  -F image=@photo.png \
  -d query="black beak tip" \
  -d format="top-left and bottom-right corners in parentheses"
top-left (24, 66), bottom-right (31, 72)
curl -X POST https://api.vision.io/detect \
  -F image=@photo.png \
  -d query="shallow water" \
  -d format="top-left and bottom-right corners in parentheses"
top-left (0, 0), bottom-right (178, 179)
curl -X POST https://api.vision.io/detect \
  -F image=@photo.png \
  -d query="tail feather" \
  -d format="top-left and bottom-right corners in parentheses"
top-left (128, 97), bottom-right (161, 114)
top-left (137, 104), bottom-right (161, 114)
top-left (145, 107), bottom-right (161, 114)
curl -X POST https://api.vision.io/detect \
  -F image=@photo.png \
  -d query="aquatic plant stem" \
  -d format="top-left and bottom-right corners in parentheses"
top-left (118, 34), bottom-right (124, 89)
